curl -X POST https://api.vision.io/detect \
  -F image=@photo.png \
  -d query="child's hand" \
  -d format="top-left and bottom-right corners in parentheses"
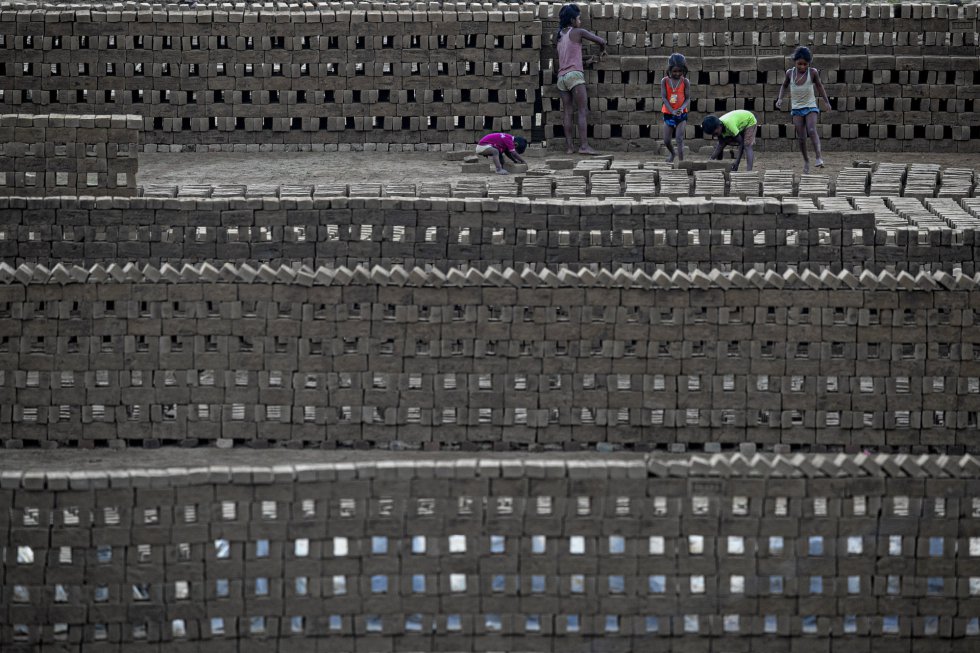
top-left (775, 99), bottom-right (783, 110)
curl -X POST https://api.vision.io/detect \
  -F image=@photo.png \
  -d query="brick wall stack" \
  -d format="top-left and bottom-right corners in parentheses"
top-left (0, 5), bottom-right (540, 149)
top-left (2, 452), bottom-right (979, 651)
top-left (0, 114), bottom-right (139, 196)
top-left (4, 195), bottom-right (974, 273)
top-left (1, 4), bottom-right (977, 151)
top-left (2, 263), bottom-right (980, 451)
top-left (539, 2), bottom-right (980, 152)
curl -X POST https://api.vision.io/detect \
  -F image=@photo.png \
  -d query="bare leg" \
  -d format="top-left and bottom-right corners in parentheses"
top-left (793, 114), bottom-right (809, 173)
top-left (663, 123), bottom-right (676, 162)
top-left (480, 149), bottom-right (505, 173)
top-left (559, 89), bottom-right (574, 154)
top-left (676, 121), bottom-right (685, 161)
top-left (745, 145), bottom-right (755, 171)
top-left (806, 112), bottom-right (824, 167)
top-left (496, 151), bottom-right (508, 174)
top-left (572, 84), bottom-right (597, 154)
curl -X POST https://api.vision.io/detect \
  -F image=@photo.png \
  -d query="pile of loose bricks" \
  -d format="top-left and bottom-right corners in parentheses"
top-left (3, 2), bottom-right (980, 651)
top-left (1, 3), bottom-right (978, 150)
top-left (0, 114), bottom-right (139, 196)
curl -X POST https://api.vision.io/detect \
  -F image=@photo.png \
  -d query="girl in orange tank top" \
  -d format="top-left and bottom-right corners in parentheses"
top-left (660, 53), bottom-right (691, 163)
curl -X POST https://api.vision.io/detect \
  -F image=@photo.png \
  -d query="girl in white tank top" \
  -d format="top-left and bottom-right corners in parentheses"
top-left (775, 47), bottom-right (833, 173)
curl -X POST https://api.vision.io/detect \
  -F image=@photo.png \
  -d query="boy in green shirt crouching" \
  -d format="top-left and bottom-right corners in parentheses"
top-left (702, 109), bottom-right (758, 172)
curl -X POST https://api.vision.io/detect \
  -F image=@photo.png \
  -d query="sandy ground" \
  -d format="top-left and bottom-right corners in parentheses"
top-left (138, 147), bottom-right (978, 188)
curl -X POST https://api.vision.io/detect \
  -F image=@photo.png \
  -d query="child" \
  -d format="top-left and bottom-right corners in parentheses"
top-left (660, 53), bottom-right (690, 163)
top-left (702, 110), bottom-right (758, 172)
top-left (775, 46), bottom-right (832, 173)
top-left (555, 4), bottom-right (607, 155)
top-left (475, 133), bottom-right (528, 174)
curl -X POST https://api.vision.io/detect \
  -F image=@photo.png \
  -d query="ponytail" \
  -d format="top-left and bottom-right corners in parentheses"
top-left (556, 4), bottom-right (581, 43)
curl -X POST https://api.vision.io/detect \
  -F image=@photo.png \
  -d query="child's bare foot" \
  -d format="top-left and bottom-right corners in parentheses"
top-left (496, 169), bottom-right (509, 175)
top-left (666, 152), bottom-right (675, 163)
top-left (803, 161), bottom-right (810, 174)
top-left (578, 146), bottom-right (599, 155)
top-left (815, 158), bottom-right (825, 168)
top-left (566, 148), bottom-right (575, 155)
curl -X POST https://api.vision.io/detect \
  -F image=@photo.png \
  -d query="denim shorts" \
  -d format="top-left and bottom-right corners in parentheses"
top-left (791, 107), bottom-right (820, 117)
top-left (662, 113), bottom-right (688, 128)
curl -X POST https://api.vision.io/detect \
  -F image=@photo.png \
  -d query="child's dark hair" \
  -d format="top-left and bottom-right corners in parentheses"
top-left (514, 136), bottom-right (528, 154)
top-left (667, 53), bottom-right (688, 76)
top-left (792, 46), bottom-right (813, 63)
top-left (701, 115), bottom-right (721, 136)
top-left (556, 4), bottom-right (580, 42)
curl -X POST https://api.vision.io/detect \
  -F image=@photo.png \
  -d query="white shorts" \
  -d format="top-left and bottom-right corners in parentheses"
top-left (475, 144), bottom-right (498, 156)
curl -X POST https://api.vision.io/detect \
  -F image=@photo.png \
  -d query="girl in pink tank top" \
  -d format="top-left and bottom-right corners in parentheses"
top-left (556, 29), bottom-right (583, 77)
top-left (554, 4), bottom-right (606, 154)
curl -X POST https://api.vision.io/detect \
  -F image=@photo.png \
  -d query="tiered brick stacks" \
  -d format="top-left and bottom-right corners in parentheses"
top-left (539, 2), bottom-right (980, 151)
top-left (3, 452), bottom-right (980, 652)
top-left (2, 263), bottom-right (980, 450)
top-left (0, 5), bottom-right (540, 149)
top-left (0, 114), bottom-right (139, 196)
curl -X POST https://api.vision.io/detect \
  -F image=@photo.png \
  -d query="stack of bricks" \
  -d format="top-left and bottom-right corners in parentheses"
top-left (0, 5), bottom-right (540, 150)
top-left (3, 262), bottom-right (980, 451)
top-left (11, 194), bottom-right (979, 274)
top-left (134, 169), bottom-right (973, 202)
top-left (2, 452), bottom-right (980, 652)
top-left (0, 114), bottom-right (139, 196)
top-left (1, 4), bottom-right (977, 151)
top-left (539, 2), bottom-right (980, 151)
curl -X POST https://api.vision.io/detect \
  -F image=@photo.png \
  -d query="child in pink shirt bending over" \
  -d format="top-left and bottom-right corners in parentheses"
top-left (475, 132), bottom-right (528, 175)
top-left (555, 4), bottom-right (606, 154)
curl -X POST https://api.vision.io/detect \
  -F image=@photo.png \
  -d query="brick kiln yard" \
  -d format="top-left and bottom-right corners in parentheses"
top-left (6, 1), bottom-right (980, 650)
top-left (139, 147), bottom-right (980, 188)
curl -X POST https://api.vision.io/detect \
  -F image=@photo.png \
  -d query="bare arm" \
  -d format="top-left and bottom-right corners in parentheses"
top-left (660, 78), bottom-right (670, 109)
top-left (709, 139), bottom-right (725, 161)
top-left (732, 133), bottom-right (745, 170)
top-left (678, 78), bottom-right (691, 114)
top-left (811, 69), bottom-right (831, 110)
top-left (573, 28), bottom-right (607, 50)
top-left (775, 70), bottom-right (790, 109)
top-left (505, 151), bottom-right (525, 164)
